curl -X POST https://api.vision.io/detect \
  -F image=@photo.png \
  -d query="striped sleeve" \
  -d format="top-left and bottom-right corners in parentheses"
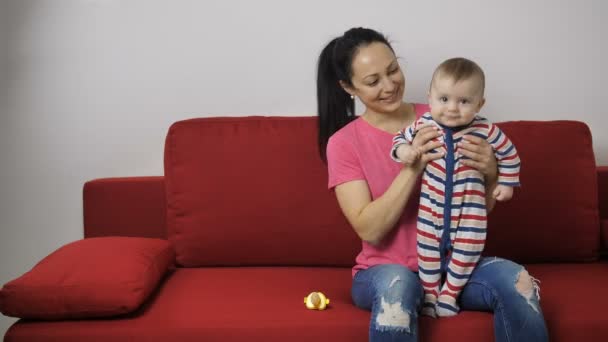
top-left (390, 122), bottom-right (417, 162)
top-left (486, 123), bottom-right (521, 186)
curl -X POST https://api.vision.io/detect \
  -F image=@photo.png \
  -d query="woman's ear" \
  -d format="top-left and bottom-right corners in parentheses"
top-left (339, 80), bottom-right (355, 97)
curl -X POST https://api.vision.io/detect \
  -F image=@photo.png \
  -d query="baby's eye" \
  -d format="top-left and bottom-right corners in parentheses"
top-left (388, 67), bottom-right (399, 74)
top-left (439, 96), bottom-right (448, 103)
top-left (460, 99), bottom-right (470, 104)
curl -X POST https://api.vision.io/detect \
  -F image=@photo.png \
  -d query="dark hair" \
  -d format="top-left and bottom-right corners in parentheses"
top-left (316, 27), bottom-right (393, 162)
top-left (431, 57), bottom-right (485, 95)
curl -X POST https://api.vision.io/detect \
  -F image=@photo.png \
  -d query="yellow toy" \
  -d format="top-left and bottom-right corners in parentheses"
top-left (304, 291), bottom-right (330, 310)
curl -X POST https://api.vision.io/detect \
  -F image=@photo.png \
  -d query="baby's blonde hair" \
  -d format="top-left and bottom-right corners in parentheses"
top-left (431, 57), bottom-right (485, 95)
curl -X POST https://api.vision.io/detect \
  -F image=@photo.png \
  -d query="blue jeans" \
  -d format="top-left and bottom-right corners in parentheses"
top-left (351, 257), bottom-right (549, 342)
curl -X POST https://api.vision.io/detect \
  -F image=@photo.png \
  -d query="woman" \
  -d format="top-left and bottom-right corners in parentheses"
top-left (316, 27), bottom-right (548, 342)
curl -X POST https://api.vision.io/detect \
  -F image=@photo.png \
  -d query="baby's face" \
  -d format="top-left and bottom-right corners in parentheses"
top-left (428, 74), bottom-right (485, 128)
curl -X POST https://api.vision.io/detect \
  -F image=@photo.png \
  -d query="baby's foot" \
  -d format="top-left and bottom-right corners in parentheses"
top-left (436, 293), bottom-right (459, 317)
top-left (436, 304), bottom-right (458, 317)
top-left (421, 303), bottom-right (437, 318)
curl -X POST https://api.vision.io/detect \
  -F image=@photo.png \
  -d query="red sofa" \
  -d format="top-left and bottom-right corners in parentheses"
top-left (2, 117), bottom-right (608, 341)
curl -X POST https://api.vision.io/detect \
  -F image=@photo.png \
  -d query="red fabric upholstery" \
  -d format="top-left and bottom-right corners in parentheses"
top-left (0, 237), bottom-right (174, 320)
top-left (4, 118), bottom-right (606, 341)
top-left (485, 121), bottom-right (600, 262)
top-left (164, 117), bottom-right (358, 267)
top-left (6, 264), bottom-right (608, 342)
top-left (84, 177), bottom-right (167, 239)
top-left (526, 263), bottom-right (608, 341)
top-left (598, 167), bottom-right (608, 254)
top-left (164, 118), bottom-right (599, 267)
top-left (603, 220), bottom-right (608, 256)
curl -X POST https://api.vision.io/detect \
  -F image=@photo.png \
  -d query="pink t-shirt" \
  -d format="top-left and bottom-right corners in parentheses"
top-left (327, 104), bottom-right (429, 277)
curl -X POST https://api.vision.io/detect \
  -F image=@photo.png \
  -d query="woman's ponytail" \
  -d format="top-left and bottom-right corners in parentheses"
top-left (316, 38), bottom-right (355, 163)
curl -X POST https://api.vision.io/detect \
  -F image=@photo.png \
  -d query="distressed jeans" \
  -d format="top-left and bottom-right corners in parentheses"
top-left (351, 257), bottom-right (549, 342)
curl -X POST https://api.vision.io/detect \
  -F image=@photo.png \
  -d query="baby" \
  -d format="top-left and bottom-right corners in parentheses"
top-left (391, 57), bottom-right (521, 317)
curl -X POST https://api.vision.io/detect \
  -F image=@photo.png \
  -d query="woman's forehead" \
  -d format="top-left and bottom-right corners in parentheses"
top-left (351, 42), bottom-right (396, 78)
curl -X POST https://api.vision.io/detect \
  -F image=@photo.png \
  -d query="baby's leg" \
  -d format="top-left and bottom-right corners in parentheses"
top-left (416, 189), bottom-right (443, 318)
top-left (436, 179), bottom-right (487, 317)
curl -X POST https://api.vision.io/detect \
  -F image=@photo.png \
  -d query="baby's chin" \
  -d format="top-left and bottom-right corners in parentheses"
top-left (432, 114), bottom-right (475, 128)
top-left (439, 119), bottom-right (468, 127)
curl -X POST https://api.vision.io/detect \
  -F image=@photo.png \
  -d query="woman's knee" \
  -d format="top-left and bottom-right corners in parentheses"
top-left (513, 268), bottom-right (541, 313)
top-left (372, 264), bottom-right (421, 298)
top-left (475, 257), bottom-right (542, 312)
top-left (370, 264), bottom-right (422, 332)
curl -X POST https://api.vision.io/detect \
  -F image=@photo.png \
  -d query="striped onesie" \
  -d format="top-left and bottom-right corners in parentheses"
top-left (391, 113), bottom-right (521, 317)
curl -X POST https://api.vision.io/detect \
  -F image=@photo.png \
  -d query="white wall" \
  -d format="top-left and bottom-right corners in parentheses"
top-left (1, 0), bottom-right (606, 336)
top-left (0, 0), bottom-right (18, 335)
top-left (0, 0), bottom-right (6, 110)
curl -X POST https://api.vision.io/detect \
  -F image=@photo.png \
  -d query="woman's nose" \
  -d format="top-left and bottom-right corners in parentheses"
top-left (381, 77), bottom-right (396, 92)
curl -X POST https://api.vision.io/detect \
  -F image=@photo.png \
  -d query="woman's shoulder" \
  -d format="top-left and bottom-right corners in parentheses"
top-left (326, 117), bottom-right (363, 162)
top-left (413, 103), bottom-right (430, 117)
top-left (328, 117), bottom-right (361, 145)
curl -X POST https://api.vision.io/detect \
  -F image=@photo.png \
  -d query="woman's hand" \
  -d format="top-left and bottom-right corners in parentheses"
top-left (458, 135), bottom-right (499, 211)
top-left (408, 125), bottom-right (445, 173)
top-left (458, 135), bottom-right (498, 182)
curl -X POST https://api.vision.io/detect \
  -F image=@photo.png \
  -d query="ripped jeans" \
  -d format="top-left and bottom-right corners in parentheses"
top-left (351, 258), bottom-right (549, 342)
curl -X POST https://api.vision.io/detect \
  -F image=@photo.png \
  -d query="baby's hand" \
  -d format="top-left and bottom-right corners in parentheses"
top-left (396, 144), bottom-right (422, 165)
top-left (493, 185), bottom-right (514, 201)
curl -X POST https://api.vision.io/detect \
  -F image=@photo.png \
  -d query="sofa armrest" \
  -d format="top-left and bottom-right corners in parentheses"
top-left (599, 166), bottom-right (608, 258)
top-left (83, 177), bottom-right (166, 239)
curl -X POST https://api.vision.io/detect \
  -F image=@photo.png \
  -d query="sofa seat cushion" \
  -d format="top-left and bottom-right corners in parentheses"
top-left (6, 264), bottom-right (608, 341)
top-left (526, 262), bottom-right (608, 341)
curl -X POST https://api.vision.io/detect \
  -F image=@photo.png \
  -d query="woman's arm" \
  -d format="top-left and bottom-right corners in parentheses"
top-left (457, 135), bottom-right (499, 212)
top-left (335, 167), bottom-right (420, 245)
top-left (335, 126), bottom-right (444, 245)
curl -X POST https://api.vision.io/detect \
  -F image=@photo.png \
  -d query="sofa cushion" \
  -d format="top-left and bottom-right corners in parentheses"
top-left (526, 263), bottom-right (608, 341)
top-left (603, 220), bottom-right (608, 255)
top-left (598, 166), bottom-right (608, 254)
top-left (0, 237), bottom-right (174, 320)
top-left (164, 117), bottom-right (599, 266)
top-left (6, 264), bottom-right (608, 341)
top-left (164, 117), bottom-right (358, 267)
top-left (484, 120), bottom-right (600, 262)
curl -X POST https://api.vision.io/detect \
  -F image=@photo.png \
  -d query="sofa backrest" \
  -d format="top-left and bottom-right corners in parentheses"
top-left (164, 117), bottom-right (359, 267)
top-left (484, 120), bottom-right (599, 262)
top-left (164, 117), bottom-right (600, 267)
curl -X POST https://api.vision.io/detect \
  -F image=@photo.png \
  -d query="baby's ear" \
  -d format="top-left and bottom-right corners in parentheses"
top-left (477, 97), bottom-right (486, 111)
